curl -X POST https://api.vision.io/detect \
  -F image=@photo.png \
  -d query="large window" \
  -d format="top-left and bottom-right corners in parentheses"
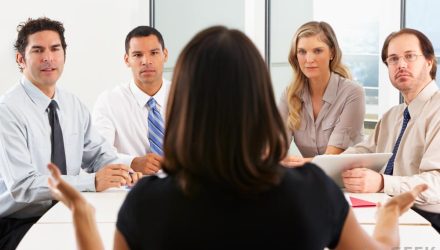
top-left (406, 0), bottom-right (440, 82)
top-left (154, 0), bottom-right (413, 124)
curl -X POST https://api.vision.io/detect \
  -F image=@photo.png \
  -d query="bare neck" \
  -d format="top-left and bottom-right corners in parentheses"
top-left (135, 79), bottom-right (163, 96)
top-left (308, 72), bottom-right (331, 97)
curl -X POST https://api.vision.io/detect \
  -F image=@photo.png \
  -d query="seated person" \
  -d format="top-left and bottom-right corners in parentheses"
top-left (0, 17), bottom-right (141, 250)
top-left (279, 21), bottom-right (365, 167)
top-left (48, 26), bottom-right (427, 249)
top-left (342, 28), bottom-right (440, 233)
top-left (93, 26), bottom-right (169, 176)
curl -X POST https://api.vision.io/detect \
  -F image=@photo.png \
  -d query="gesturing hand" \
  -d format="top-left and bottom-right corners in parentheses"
top-left (381, 184), bottom-right (429, 215)
top-left (47, 163), bottom-right (93, 214)
top-left (47, 163), bottom-right (104, 250)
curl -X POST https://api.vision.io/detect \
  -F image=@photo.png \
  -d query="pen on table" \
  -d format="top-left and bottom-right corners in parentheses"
top-left (128, 170), bottom-right (135, 180)
top-left (124, 171), bottom-right (135, 190)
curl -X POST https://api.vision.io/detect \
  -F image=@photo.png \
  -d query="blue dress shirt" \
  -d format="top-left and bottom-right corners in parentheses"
top-left (0, 77), bottom-right (119, 218)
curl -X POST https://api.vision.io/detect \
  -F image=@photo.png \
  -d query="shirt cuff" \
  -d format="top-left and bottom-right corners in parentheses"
top-left (117, 153), bottom-right (135, 167)
top-left (85, 173), bottom-right (97, 192)
top-left (382, 174), bottom-right (401, 196)
top-left (62, 172), bottom-right (97, 192)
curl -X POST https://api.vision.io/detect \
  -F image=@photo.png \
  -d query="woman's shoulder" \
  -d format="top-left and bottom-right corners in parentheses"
top-left (335, 73), bottom-right (363, 88)
top-left (125, 176), bottom-right (178, 202)
top-left (281, 163), bottom-right (349, 222)
top-left (332, 73), bottom-right (364, 96)
top-left (282, 163), bottom-right (338, 191)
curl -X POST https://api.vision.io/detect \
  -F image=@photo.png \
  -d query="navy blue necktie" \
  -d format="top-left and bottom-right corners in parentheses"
top-left (384, 107), bottom-right (411, 175)
top-left (48, 100), bottom-right (67, 174)
top-left (147, 98), bottom-right (165, 156)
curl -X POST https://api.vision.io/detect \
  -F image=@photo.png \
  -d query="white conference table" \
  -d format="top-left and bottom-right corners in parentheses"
top-left (17, 223), bottom-right (116, 250)
top-left (347, 192), bottom-right (431, 225)
top-left (362, 225), bottom-right (440, 248)
top-left (37, 188), bottom-right (128, 223)
top-left (18, 189), bottom-right (440, 250)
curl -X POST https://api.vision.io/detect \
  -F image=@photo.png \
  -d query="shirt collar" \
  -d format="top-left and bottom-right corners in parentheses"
top-left (322, 72), bottom-right (339, 104)
top-left (407, 80), bottom-right (438, 118)
top-left (129, 79), bottom-right (168, 109)
top-left (20, 76), bottom-right (61, 112)
top-left (300, 72), bottom-right (339, 104)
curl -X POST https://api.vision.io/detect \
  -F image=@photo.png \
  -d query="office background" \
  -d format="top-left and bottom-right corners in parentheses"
top-left (0, 0), bottom-right (439, 121)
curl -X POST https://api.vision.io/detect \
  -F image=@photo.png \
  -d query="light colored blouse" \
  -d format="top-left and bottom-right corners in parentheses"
top-left (278, 72), bottom-right (365, 157)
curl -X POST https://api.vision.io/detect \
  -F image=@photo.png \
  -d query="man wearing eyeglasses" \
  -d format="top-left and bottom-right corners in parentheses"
top-left (341, 28), bottom-right (440, 233)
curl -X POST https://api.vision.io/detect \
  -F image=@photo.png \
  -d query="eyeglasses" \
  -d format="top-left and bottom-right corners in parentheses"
top-left (386, 53), bottom-right (424, 65)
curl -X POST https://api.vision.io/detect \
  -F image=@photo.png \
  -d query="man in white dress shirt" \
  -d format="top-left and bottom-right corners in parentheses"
top-left (93, 26), bottom-right (169, 175)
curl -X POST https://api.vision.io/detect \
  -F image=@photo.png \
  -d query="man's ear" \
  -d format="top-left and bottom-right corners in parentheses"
top-left (124, 53), bottom-right (130, 67)
top-left (427, 57), bottom-right (434, 68)
top-left (163, 48), bottom-right (168, 63)
top-left (16, 52), bottom-right (25, 71)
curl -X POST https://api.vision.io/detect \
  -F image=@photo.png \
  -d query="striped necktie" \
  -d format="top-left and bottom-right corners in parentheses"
top-left (147, 98), bottom-right (165, 155)
top-left (384, 107), bottom-right (411, 175)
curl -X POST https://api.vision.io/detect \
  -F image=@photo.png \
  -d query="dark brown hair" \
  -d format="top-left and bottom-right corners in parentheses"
top-left (125, 26), bottom-right (165, 54)
top-left (381, 28), bottom-right (437, 79)
top-left (14, 17), bottom-right (67, 71)
top-left (163, 26), bottom-right (288, 195)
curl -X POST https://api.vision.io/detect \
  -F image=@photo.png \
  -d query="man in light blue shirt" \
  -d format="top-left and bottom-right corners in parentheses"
top-left (0, 17), bottom-right (140, 250)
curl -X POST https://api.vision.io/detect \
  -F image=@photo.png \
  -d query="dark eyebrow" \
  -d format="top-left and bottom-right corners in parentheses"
top-left (30, 44), bottom-right (62, 50)
top-left (30, 45), bottom-right (44, 50)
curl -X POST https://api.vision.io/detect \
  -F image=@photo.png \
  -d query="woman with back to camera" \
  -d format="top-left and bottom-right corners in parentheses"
top-left (47, 26), bottom-right (426, 250)
top-left (279, 21), bottom-right (365, 166)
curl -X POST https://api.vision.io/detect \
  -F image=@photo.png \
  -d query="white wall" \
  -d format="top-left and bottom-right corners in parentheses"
top-left (0, 0), bottom-right (150, 109)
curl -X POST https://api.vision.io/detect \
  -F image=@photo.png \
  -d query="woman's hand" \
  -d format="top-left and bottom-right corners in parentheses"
top-left (280, 155), bottom-right (312, 168)
top-left (47, 163), bottom-right (104, 250)
top-left (47, 163), bottom-right (92, 214)
top-left (380, 183), bottom-right (428, 215)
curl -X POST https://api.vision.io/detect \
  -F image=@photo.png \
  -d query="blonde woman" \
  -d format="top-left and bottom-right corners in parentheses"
top-left (279, 21), bottom-right (365, 166)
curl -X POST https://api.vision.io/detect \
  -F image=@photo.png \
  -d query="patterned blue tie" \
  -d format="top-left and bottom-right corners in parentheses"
top-left (384, 107), bottom-right (411, 175)
top-left (147, 98), bottom-right (165, 156)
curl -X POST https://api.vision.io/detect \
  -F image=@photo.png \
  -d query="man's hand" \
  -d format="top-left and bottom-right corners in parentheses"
top-left (342, 168), bottom-right (384, 193)
top-left (130, 153), bottom-right (163, 175)
top-left (95, 164), bottom-right (142, 191)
